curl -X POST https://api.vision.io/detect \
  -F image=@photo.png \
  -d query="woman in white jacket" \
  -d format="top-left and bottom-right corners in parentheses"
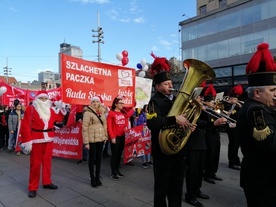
top-left (82, 96), bottom-right (108, 187)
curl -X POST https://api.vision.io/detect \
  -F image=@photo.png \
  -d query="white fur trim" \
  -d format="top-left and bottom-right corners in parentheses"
top-left (36, 93), bottom-right (49, 99)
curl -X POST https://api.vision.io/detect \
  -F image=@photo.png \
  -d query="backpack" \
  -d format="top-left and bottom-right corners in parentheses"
top-left (0, 113), bottom-right (7, 127)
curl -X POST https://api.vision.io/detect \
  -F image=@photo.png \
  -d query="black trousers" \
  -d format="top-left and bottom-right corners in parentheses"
top-left (110, 136), bottom-right (125, 175)
top-left (153, 155), bottom-right (186, 207)
top-left (103, 140), bottom-right (109, 155)
top-left (186, 150), bottom-right (206, 199)
top-left (204, 139), bottom-right (220, 178)
top-left (88, 141), bottom-right (104, 178)
top-left (227, 128), bottom-right (240, 165)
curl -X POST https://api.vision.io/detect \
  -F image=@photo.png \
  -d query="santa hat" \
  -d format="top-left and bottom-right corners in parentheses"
top-left (204, 84), bottom-right (216, 101)
top-left (229, 84), bottom-right (243, 98)
top-left (36, 90), bottom-right (49, 99)
top-left (90, 95), bottom-right (103, 104)
top-left (246, 43), bottom-right (276, 86)
top-left (150, 52), bottom-right (171, 85)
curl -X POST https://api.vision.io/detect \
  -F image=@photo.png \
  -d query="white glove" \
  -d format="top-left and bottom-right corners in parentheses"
top-left (228, 123), bottom-right (236, 128)
top-left (20, 142), bottom-right (32, 154)
top-left (54, 100), bottom-right (64, 109)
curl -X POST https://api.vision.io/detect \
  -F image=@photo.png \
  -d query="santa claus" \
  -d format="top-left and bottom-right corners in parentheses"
top-left (20, 90), bottom-right (66, 198)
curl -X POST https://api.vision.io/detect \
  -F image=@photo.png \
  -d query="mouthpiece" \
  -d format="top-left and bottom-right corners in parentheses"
top-left (169, 88), bottom-right (178, 92)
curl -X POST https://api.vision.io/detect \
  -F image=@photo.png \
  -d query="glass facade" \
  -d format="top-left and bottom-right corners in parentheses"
top-left (180, 0), bottom-right (276, 93)
top-left (181, 0), bottom-right (276, 62)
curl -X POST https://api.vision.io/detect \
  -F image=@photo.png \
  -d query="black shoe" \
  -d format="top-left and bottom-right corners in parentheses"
top-left (211, 175), bottom-right (223, 181)
top-left (116, 171), bottom-right (124, 178)
top-left (185, 198), bottom-right (204, 207)
top-left (196, 192), bottom-right (209, 199)
top-left (96, 177), bottom-right (102, 186)
top-left (91, 179), bottom-right (98, 188)
top-left (229, 164), bottom-right (241, 170)
top-left (77, 159), bottom-right (87, 164)
top-left (43, 183), bottom-right (58, 189)
top-left (204, 177), bottom-right (215, 184)
top-left (103, 154), bottom-right (110, 158)
top-left (110, 174), bottom-right (119, 180)
top-left (28, 191), bottom-right (36, 198)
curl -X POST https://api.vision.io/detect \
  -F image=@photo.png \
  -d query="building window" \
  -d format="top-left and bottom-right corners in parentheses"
top-left (199, 5), bottom-right (207, 15)
top-left (219, 0), bottom-right (227, 8)
top-left (215, 67), bottom-right (232, 78)
top-left (233, 65), bottom-right (246, 76)
top-left (209, 0), bottom-right (215, 2)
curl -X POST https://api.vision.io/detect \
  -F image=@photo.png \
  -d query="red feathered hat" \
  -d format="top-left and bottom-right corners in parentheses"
top-left (246, 43), bottom-right (276, 86)
top-left (150, 52), bottom-right (171, 84)
top-left (36, 90), bottom-right (49, 99)
top-left (204, 84), bottom-right (216, 101)
top-left (229, 84), bottom-right (243, 98)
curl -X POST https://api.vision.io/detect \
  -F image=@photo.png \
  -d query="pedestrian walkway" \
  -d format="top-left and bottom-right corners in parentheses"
top-left (0, 133), bottom-right (246, 207)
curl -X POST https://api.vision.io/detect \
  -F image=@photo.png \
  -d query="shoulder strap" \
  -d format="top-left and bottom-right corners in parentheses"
top-left (87, 106), bottom-right (103, 126)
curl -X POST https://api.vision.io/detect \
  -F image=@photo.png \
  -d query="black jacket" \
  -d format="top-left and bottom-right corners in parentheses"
top-left (147, 91), bottom-right (184, 158)
top-left (237, 98), bottom-right (276, 195)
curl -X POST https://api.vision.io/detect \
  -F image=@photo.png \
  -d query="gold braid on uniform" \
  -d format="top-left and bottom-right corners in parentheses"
top-left (147, 101), bottom-right (157, 120)
top-left (252, 109), bottom-right (272, 141)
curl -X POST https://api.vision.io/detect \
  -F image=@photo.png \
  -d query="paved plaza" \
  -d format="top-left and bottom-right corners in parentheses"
top-left (0, 132), bottom-right (246, 207)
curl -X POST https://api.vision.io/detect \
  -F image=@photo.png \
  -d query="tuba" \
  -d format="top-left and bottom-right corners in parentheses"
top-left (159, 59), bottom-right (216, 155)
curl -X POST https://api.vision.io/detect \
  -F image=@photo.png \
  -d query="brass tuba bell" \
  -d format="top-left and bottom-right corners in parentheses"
top-left (159, 59), bottom-right (216, 155)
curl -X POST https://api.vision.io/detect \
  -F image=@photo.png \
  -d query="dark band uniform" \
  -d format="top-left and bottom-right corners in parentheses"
top-left (147, 91), bottom-right (186, 207)
top-left (237, 99), bottom-right (276, 206)
top-left (185, 117), bottom-right (207, 202)
top-left (223, 101), bottom-right (241, 166)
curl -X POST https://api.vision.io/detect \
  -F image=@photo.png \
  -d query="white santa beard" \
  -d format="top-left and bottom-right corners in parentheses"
top-left (33, 99), bottom-right (52, 121)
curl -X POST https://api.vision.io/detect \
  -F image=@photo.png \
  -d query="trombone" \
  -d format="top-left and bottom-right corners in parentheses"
top-left (202, 106), bottom-right (237, 124)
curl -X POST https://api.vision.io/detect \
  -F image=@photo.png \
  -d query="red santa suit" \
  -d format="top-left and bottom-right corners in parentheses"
top-left (20, 90), bottom-right (66, 192)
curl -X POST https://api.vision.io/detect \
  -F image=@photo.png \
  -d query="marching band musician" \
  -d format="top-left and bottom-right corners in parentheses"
top-left (224, 85), bottom-right (244, 170)
top-left (146, 53), bottom-right (196, 207)
top-left (184, 95), bottom-right (211, 207)
top-left (236, 43), bottom-right (276, 207)
top-left (201, 84), bottom-right (227, 185)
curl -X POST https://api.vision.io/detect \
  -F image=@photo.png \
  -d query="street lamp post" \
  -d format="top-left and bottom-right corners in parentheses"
top-left (3, 57), bottom-right (11, 84)
top-left (92, 12), bottom-right (104, 62)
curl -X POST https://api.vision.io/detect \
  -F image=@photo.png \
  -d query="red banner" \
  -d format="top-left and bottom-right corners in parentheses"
top-left (0, 80), bottom-right (61, 107)
top-left (123, 124), bottom-right (151, 164)
top-left (52, 122), bottom-right (83, 160)
top-left (60, 54), bottom-right (136, 107)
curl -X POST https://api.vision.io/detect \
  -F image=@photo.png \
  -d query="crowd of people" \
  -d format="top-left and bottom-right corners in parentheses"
top-left (1, 42), bottom-right (276, 206)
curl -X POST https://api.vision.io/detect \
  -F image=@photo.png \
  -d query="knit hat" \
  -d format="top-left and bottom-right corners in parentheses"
top-left (90, 95), bottom-right (103, 103)
top-left (150, 52), bottom-right (171, 85)
top-left (246, 43), bottom-right (276, 86)
top-left (229, 84), bottom-right (243, 98)
top-left (204, 84), bottom-right (216, 102)
top-left (36, 90), bottom-right (49, 99)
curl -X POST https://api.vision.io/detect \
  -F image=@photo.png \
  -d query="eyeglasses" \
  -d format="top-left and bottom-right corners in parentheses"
top-left (117, 102), bottom-right (124, 104)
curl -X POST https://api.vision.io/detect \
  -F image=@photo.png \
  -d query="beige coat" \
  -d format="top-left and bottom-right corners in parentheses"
top-left (82, 106), bottom-right (108, 144)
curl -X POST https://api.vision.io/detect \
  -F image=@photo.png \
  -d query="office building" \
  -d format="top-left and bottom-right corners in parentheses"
top-left (180, 0), bottom-right (276, 94)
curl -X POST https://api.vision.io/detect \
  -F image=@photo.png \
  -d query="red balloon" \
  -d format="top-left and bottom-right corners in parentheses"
top-left (121, 57), bottom-right (129, 66)
top-left (122, 50), bottom-right (128, 57)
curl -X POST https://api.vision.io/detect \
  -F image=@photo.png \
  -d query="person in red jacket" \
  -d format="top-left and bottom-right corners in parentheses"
top-left (107, 96), bottom-right (135, 180)
top-left (20, 90), bottom-right (66, 198)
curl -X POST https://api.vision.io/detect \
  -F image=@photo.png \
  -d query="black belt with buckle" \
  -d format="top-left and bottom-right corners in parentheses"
top-left (32, 128), bottom-right (54, 132)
